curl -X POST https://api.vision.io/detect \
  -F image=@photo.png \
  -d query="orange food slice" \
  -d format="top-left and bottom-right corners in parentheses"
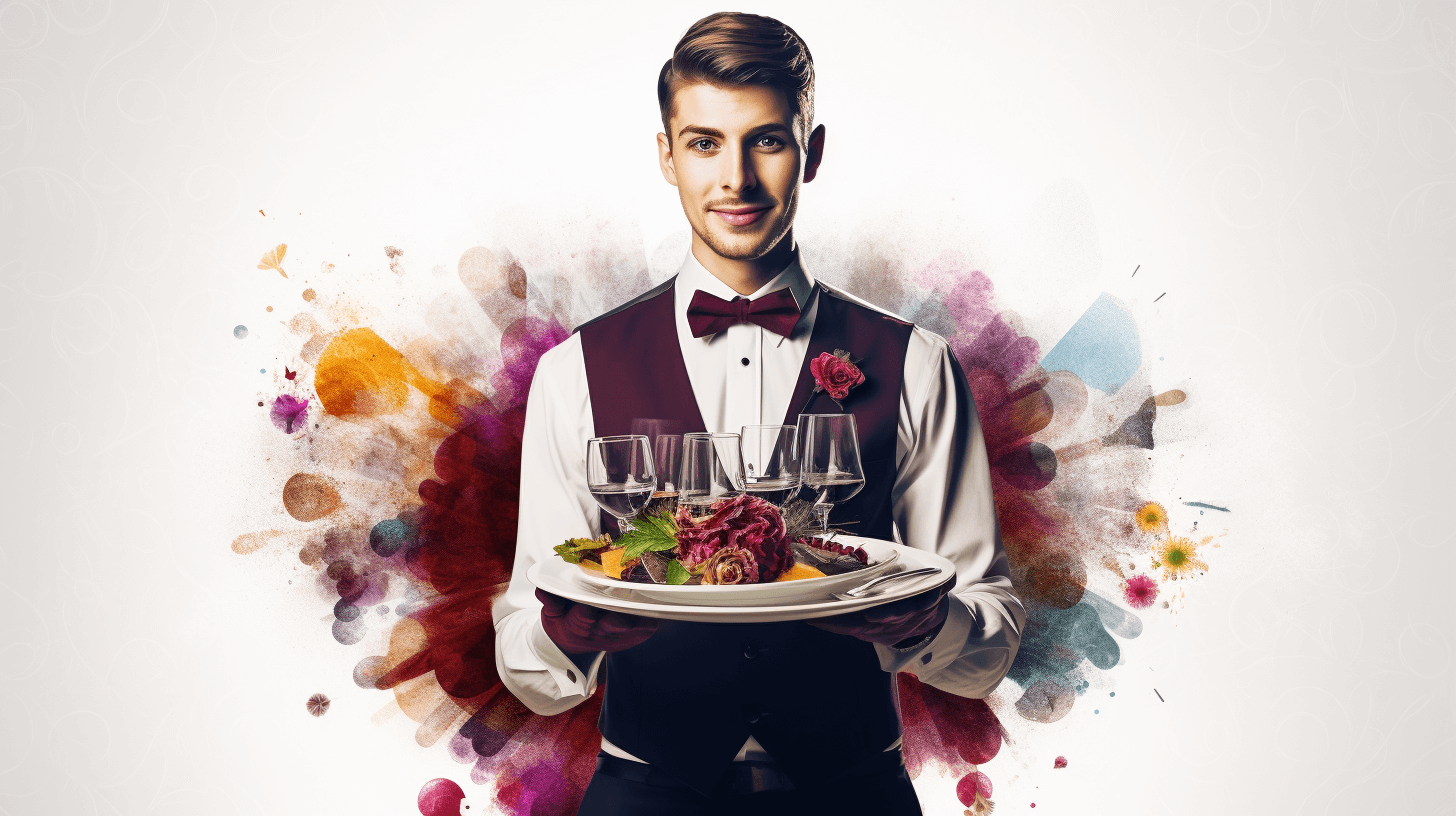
top-left (774, 563), bottom-right (827, 582)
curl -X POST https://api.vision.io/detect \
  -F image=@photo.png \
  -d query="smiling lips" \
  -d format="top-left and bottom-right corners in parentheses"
top-left (711, 206), bottom-right (770, 227)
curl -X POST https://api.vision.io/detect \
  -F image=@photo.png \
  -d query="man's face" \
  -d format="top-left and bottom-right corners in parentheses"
top-left (658, 83), bottom-right (823, 263)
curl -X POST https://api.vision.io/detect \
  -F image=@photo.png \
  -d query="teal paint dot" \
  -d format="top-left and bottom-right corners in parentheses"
top-left (233, 325), bottom-right (248, 339)
top-left (1094, 709), bottom-right (1099, 714)
top-left (260, 368), bottom-right (266, 373)
top-left (1110, 692), bottom-right (1115, 697)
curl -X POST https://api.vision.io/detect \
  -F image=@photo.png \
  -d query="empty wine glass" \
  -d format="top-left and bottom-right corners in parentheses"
top-left (798, 414), bottom-right (865, 533)
top-left (739, 425), bottom-right (800, 507)
top-left (586, 435), bottom-right (656, 533)
top-left (677, 432), bottom-right (744, 518)
top-left (652, 434), bottom-right (683, 494)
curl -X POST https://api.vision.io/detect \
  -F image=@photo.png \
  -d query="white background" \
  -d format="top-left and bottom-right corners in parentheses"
top-left (2, 1), bottom-right (1452, 815)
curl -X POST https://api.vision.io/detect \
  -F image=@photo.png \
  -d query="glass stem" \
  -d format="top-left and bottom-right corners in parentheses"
top-left (815, 502), bottom-right (831, 534)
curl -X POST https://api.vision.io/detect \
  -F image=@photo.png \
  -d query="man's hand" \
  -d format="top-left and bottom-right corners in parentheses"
top-left (536, 588), bottom-right (659, 656)
top-left (807, 577), bottom-right (956, 648)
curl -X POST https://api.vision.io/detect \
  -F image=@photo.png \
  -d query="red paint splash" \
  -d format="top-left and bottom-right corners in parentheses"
top-left (1123, 574), bottom-right (1158, 609)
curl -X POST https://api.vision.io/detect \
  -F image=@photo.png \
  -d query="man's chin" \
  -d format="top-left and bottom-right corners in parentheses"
top-left (698, 227), bottom-right (785, 262)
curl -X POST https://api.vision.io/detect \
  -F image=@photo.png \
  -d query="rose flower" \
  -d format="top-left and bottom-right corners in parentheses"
top-left (810, 351), bottom-right (865, 401)
top-left (700, 546), bottom-right (759, 585)
top-left (673, 494), bottom-right (793, 582)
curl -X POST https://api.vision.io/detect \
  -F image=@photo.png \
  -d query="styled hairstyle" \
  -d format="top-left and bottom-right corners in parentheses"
top-left (657, 12), bottom-right (815, 143)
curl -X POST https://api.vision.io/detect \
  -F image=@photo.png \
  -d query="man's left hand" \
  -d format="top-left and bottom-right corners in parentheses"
top-left (807, 577), bottom-right (956, 648)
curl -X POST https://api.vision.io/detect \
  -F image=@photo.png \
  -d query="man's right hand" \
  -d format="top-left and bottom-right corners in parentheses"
top-left (535, 588), bottom-right (660, 656)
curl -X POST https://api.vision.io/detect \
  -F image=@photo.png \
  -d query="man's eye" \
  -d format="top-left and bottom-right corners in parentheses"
top-left (691, 138), bottom-right (717, 152)
top-left (756, 136), bottom-right (783, 148)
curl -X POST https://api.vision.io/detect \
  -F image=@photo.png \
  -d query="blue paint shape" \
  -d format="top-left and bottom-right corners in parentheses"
top-left (1183, 501), bottom-right (1230, 512)
top-left (233, 325), bottom-right (248, 339)
top-left (1040, 293), bottom-right (1142, 394)
top-left (259, 368), bottom-right (266, 373)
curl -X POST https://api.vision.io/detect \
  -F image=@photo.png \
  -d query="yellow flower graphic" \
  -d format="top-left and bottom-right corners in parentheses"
top-left (1152, 535), bottom-right (1209, 581)
top-left (1135, 501), bottom-right (1167, 533)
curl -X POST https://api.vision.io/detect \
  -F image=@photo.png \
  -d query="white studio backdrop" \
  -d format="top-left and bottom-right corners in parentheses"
top-left (1, 2), bottom-right (1452, 815)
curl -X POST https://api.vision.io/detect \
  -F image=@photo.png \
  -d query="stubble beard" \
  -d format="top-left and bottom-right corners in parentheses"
top-left (694, 190), bottom-right (800, 262)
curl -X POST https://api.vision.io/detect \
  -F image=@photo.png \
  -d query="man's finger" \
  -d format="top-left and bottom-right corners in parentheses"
top-left (536, 588), bottom-right (572, 617)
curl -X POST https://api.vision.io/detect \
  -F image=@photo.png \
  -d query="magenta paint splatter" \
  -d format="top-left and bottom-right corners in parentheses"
top-left (271, 394), bottom-right (310, 434)
top-left (1054, 755), bottom-right (1068, 768)
top-left (306, 693), bottom-right (330, 716)
top-left (417, 778), bottom-right (465, 816)
top-left (956, 771), bottom-right (993, 806)
top-left (1124, 574), bottom-right (1158, 608)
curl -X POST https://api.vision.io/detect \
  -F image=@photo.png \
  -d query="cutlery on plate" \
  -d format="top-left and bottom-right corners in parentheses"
top-left (831, 566), bottom-right (942, 601)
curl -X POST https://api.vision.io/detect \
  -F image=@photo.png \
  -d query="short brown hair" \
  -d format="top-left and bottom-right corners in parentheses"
top-left (657, 12), bottom-right (815, 143)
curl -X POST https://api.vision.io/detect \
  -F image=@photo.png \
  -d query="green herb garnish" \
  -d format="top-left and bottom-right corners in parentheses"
top-left (664, 559), bottom-right (691, 585)
top-left (553, 534), bottom-right (612, 564)
top-left (617, 510), bottom-right (680, 560)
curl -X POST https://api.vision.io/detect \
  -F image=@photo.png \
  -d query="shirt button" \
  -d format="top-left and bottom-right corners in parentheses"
top-left (740, 357), bottom-right (750, 366)
top-left (920, 652), bottom-right (933, 665)
top-left (567, 669), bottom-right (578, 683)
top-left (743, 644), bottom-right (758, 659)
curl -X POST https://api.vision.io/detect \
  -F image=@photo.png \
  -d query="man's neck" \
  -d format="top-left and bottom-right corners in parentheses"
top-left (690, 232), bottom-right (798, 295)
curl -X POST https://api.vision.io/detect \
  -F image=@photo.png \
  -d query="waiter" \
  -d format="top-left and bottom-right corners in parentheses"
top-left (492, 12), bottom-right (1025, 816)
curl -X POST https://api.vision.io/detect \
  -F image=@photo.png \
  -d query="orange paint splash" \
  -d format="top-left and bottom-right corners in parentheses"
top-left (313, 327), bottom-right (489, 426)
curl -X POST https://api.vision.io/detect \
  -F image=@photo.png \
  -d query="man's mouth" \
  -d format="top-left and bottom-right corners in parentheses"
top-left (709, 205), bottom-right (770, 227)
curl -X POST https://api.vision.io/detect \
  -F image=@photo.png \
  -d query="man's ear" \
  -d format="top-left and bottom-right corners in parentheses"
top-left (803, 124), bottom-right (826, 183)
top-left (657, 132), bottom-right (678, 187)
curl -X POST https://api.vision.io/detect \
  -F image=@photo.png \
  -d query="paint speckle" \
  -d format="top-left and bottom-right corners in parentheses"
top-left (271, 395), bottom-right (310, 434)
top-left (233, 325), bottom-right (248, 339)
top-left (1094, 709), bottom-right (1099, 714)
top-left (1154, 535), bottom-right (1211, 581)
top-left (1109, 691), bottom-right (1115, 697)
top-left (259, 368), bottom-right (266, 373)
top-left (281, 473), bottom-right (341, 521)
top-left (266, 305), bottom-right (273, 312)
top-left (306, 693), bottom-right (330, 716)
top-left (302, 288), bottom-right (316, 302)
top-left (1054, 756), bottom-right (1068, 768)
top-left (257, 401), bottom-right (263, 407)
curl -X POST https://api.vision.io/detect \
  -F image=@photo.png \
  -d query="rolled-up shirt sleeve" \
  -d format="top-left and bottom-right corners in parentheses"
top-left (873, 329), bottom-right (1026, 699)
top-left (491, 333), bottom-right (608, 716)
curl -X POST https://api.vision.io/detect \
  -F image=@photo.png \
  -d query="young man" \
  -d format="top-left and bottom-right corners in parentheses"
top-left (492, 12), bottom-right (1025, 815)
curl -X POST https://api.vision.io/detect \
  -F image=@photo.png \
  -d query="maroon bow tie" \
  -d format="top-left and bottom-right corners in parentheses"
top-left (685, 288), bottom-right (802, 338)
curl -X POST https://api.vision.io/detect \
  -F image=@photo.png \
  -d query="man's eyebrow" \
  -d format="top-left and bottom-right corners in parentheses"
top-left (676, 123), bottom-right (794, 141)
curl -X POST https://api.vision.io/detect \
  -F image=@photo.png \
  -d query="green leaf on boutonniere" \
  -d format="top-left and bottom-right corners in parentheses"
top-left (617, 510), bottom-right (680, 560)
top-left (553, 534), bottom-right (612, 564)
top-left (664, 559), bottom-right (691, 585)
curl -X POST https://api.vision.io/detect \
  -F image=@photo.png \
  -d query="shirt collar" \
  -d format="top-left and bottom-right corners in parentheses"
top-left (675, 250), bottom-right (817, 316)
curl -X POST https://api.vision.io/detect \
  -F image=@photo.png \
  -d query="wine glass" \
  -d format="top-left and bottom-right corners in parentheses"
top-left (739, 425), bottom-right (800, 507)
top-left (677, 432), bottom-right (744, 518)
top-left (798, 414), bottom-right (865, 533)
top-left (652, 433), bottom-right (683, 493)
top-left (586, 435), bottom-right (656, 533)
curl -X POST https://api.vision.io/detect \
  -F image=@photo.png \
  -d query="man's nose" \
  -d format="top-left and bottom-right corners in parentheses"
top-left (721, 143), bottom-right (757, 193)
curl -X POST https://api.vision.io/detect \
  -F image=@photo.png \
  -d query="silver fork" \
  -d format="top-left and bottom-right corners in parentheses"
top-left (831, 567), bottom-right (942, 601)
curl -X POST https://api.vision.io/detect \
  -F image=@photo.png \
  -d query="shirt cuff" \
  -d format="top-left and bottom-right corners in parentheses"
top-left (873, 593), bottom-right (975, 677)
top-left (530, 619), bottom-right (606, 696)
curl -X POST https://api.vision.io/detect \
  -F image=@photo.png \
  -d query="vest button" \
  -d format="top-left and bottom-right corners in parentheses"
top-left (743, 644), bottom-right (758, 659)
top-left (740, 357), bottom-right (750, 366)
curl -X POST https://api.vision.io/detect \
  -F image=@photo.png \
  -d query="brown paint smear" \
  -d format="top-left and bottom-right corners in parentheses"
top-left (282, 473), bottom-right (342, 521)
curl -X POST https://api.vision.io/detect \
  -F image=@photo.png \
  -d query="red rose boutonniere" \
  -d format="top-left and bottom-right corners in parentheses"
top-left (810, 349), bottom-right (865, 408)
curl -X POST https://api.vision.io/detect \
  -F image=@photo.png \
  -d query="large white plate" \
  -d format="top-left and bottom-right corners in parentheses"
top-left (527, 538), bottom-right (955, 623)
top-left (574, 537), bottom-right (900, 606)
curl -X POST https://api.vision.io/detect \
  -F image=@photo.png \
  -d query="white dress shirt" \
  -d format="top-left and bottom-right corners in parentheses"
top-left (492, 251), bottom-right (1026, 765)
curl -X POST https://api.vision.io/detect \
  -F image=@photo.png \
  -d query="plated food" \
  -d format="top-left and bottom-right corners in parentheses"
top-left (553, 494), bottom-right (875, 587)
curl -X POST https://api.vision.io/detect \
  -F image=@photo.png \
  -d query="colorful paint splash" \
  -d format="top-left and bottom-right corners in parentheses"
top-left (233, 243), bottom-right (1225, 814)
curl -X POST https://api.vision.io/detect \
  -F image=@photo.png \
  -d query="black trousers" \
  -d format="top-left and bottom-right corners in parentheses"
top-left (576, 753), bottom-right (923, 816)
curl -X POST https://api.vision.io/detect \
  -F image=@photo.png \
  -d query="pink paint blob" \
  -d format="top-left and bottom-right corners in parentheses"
top-left (1124, 573), bottom-right (1159, 609)
top-left (270, 394), bottom-right (310, 434)
top-left (1054, 755), bottom-right (1068, 768)
top-left (956, 771), bottom-right (993, 807)
top-left (417, 778), bottom-right (465, 816)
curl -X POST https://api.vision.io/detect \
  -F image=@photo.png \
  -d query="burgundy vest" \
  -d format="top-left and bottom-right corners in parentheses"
top-left (576, 277), bottom-right (914, 795)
